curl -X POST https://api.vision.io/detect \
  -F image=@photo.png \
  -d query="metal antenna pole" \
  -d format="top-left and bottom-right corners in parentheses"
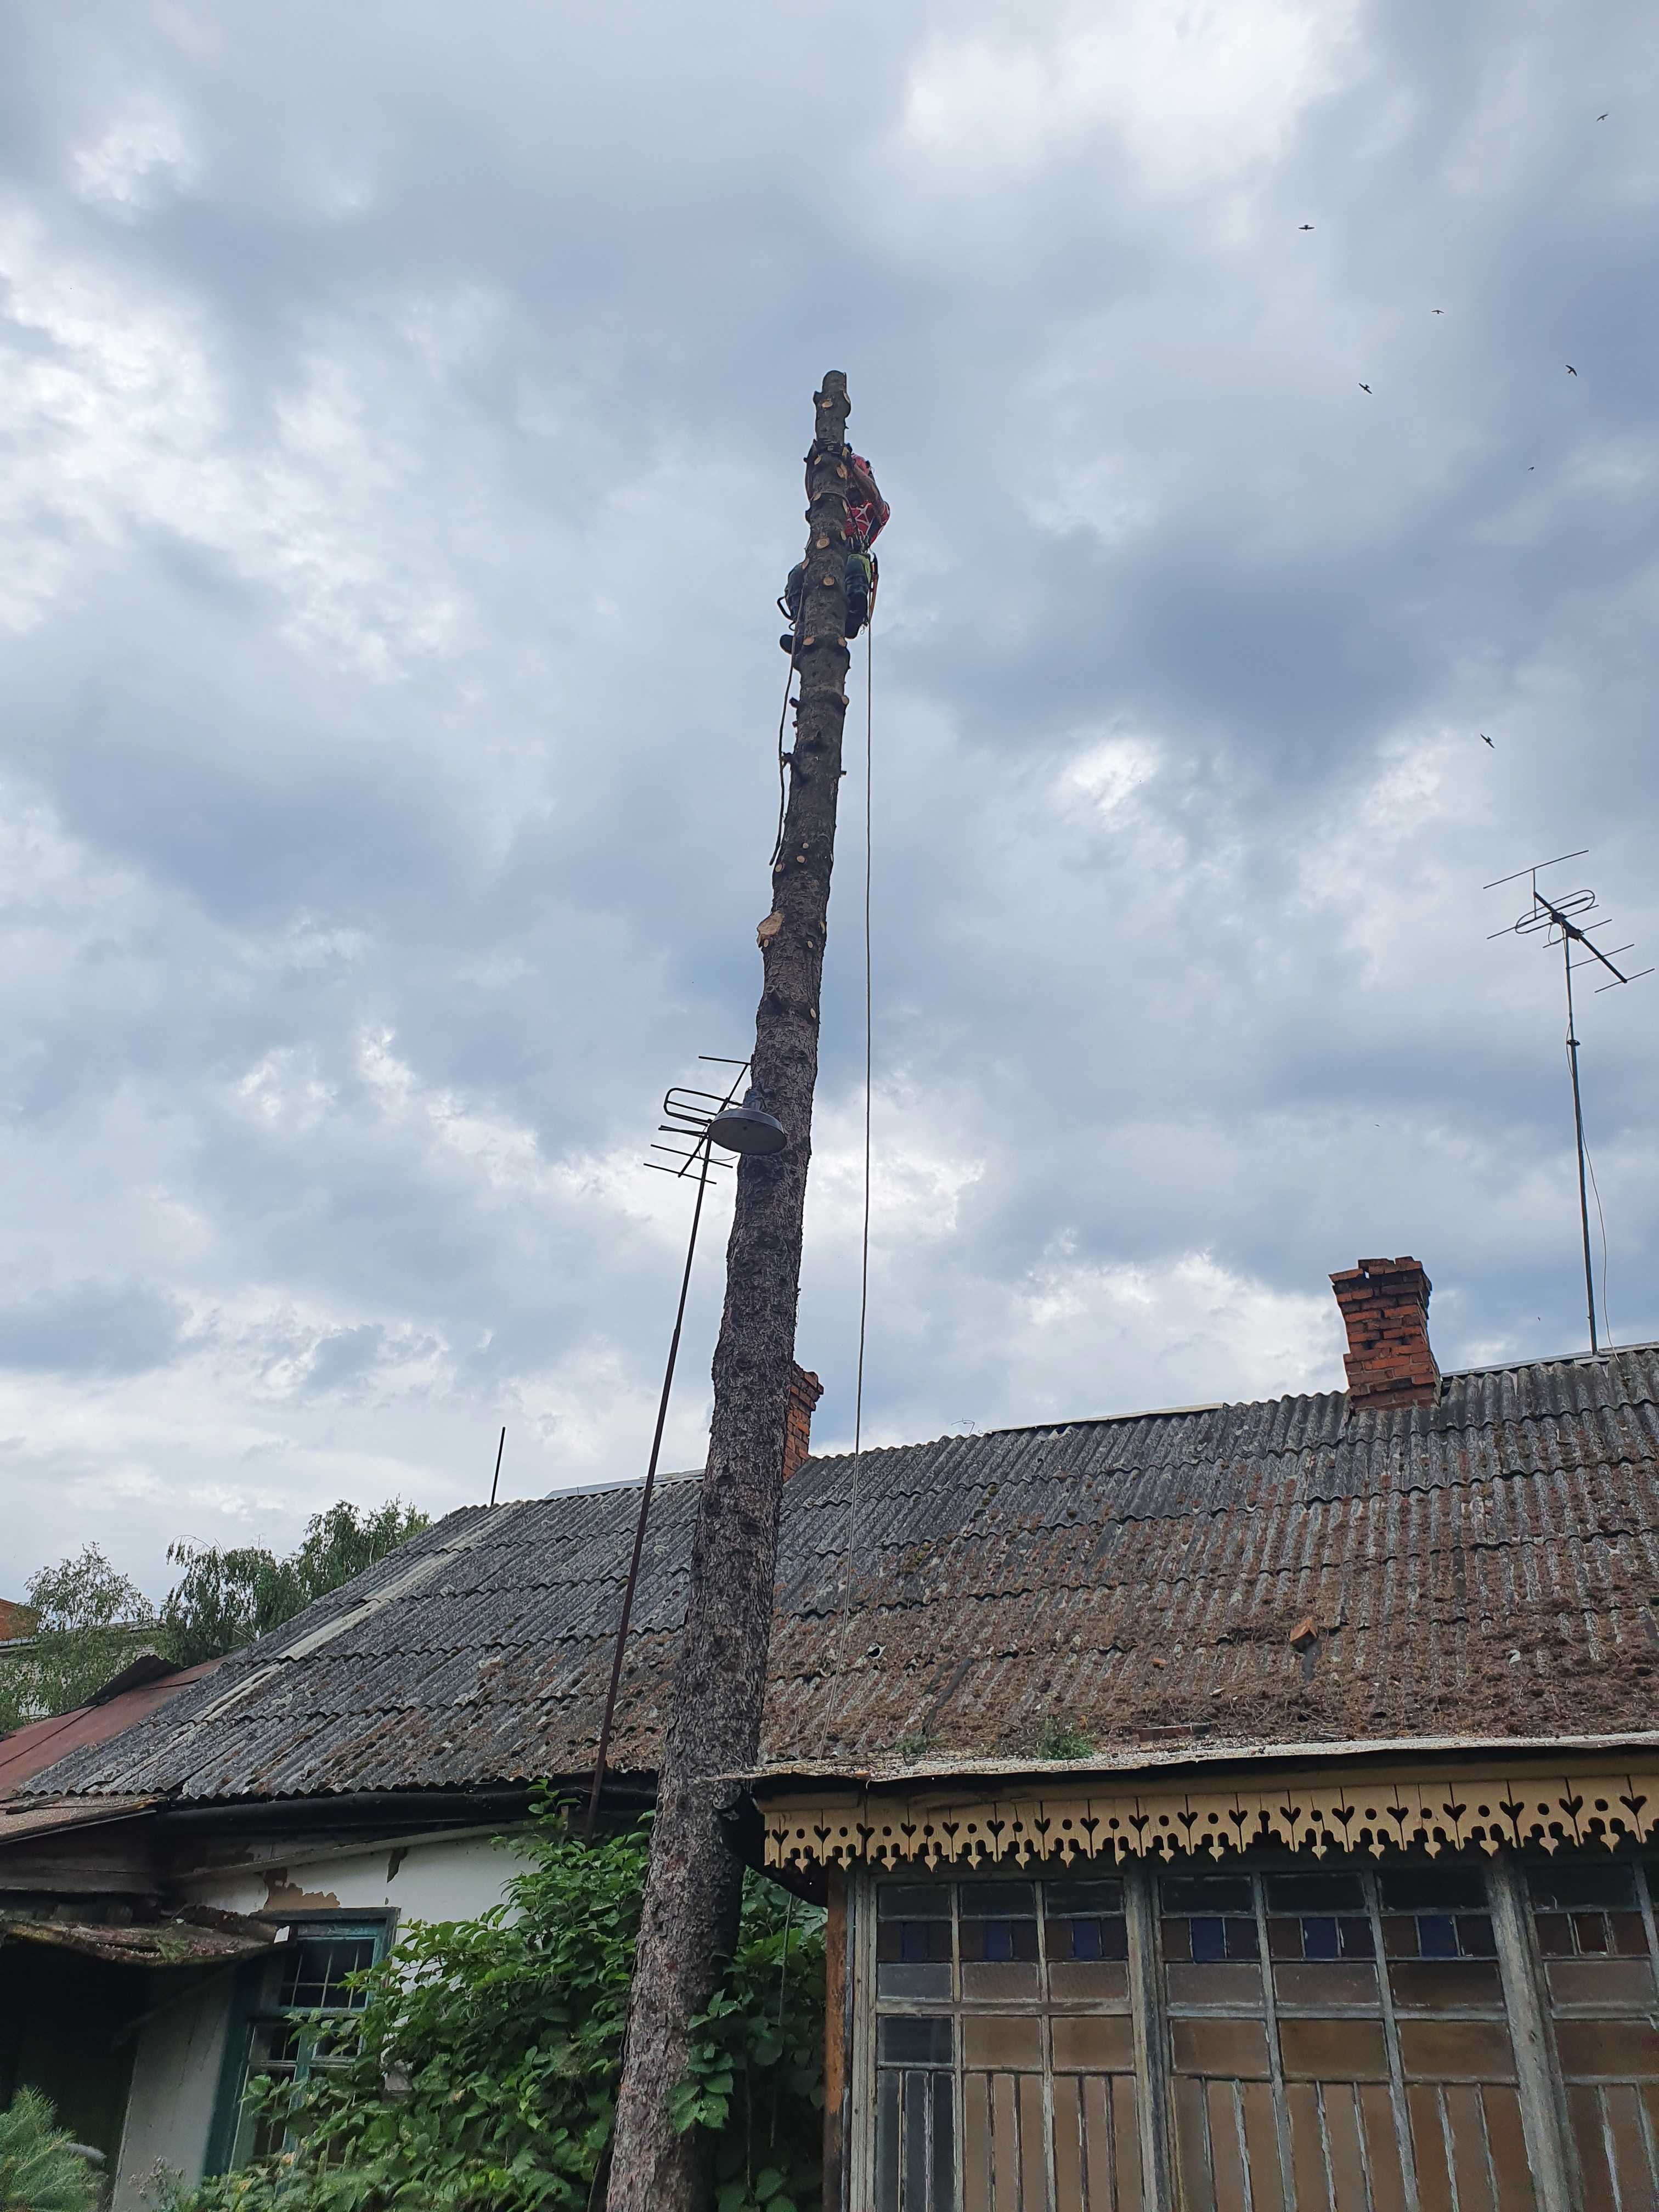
top-left (1562, 930), bottom-right (1598, 1353)
top-left (1486, 851), bottom-right (1650, 1355)
top-left (488, 1425), bottom-right (506, 1506)
top-left (583, 1131), bottom-right (715, 1842)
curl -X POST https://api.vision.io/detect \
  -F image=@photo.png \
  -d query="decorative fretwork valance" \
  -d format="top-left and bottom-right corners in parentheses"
top-left (760, 1761), bottom-right (1659, 1871)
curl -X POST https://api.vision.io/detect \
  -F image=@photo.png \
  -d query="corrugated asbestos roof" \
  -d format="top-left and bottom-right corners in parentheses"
top-left (18, 1346), bottom-right (1659, 1805)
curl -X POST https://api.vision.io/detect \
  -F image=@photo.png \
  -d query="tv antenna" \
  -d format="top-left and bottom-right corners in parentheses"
top-left (585, 1054), bottom-right (788, 1840)
top-left (1486, 850), bottom-right (1650, 1352)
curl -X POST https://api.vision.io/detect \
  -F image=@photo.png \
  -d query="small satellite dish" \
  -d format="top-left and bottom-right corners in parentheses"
top-left (707, 1093), bottom-right (788, 1156)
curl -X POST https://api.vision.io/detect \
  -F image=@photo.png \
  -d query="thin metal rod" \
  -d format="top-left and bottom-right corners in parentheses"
top-left (1564, 932), bottom-right (1599, 1354)
top-left (1483, 850), bottom-right (1588, 890)
top-left (489, 1425), bottom-right (506, 1506)
top-left (583, 1133), bottom-right (715, 1841)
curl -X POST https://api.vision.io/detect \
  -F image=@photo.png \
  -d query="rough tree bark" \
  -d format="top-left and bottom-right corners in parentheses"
top-left (603, 373), bottom-right (859, 2212)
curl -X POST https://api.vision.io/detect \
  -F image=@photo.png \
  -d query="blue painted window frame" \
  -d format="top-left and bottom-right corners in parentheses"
top-left (205, 1911), bottom-right (396, 2177)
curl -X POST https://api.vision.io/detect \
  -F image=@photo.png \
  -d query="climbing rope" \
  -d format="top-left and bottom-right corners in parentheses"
top-left (837, 619), bottom-right (874, 1661)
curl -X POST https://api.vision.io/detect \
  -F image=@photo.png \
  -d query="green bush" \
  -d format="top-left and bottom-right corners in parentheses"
top-left (172, 1802), bottom-right (822, 2212)
top-left (0, 2086), bottom-right (104, 2212)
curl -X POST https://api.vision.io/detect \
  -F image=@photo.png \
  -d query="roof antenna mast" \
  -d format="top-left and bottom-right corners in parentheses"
top-left (1486, 850), bottom-right (1650, 1352)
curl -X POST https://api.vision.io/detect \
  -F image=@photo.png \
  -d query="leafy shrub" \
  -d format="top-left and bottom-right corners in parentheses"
top-left (172, 1801), bottom-right (822, 2212)
top-left (0, 2086), bottom-right (104, 2212)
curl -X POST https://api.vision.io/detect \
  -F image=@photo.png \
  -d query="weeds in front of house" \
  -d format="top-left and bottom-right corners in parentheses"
top-left (163, 1799), bottom-right (822, 2212)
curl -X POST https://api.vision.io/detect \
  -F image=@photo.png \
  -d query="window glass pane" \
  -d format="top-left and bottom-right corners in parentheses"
top-left (1046, 1912), bottom-right (1128, 1963)
top-left (879, 1883), bottom-right (952, 1919)
top-left (1609, 1913), bottom-right (1649, 1956)
top-left (959, 1915), bottom-right (1037, 1962)
top-left (1046, 1879), bottom-right (1124, 1915)
top-left (1419, 1916), bottom-right (1459, 1959)
top-left (1388, 1960), bottom-right (1505, 2012)
top-left (878, 1919), bottom-right (952, 1964)
top-left (1273, 1962), bottom-right (1380, 2010)
top-left (1340, 1916), bottom-right (1375, 1959)
top-left (277, 1936), bottom-right (376, 2011)
top-left (1525, 1864), bottom-right (1636, 1912)
top-left (1165, 1962), bottom-right (1265, 2010)
top-left (958, 1882), bottom-right (1035, 1917)
top-left (877, 1963), bottom-right (952, 2001)
top-left (1161, 1873), bottom-right (1252, 1915)
top-left (1265, 1873), bottom-right (1366, 1913)
top-left (878, 2016), bottom-right (954, 2068)
top-left (1379, 1869), bottom-right (1487, 1912)
top-left (1192, 1918), bottom-right (1227, 1963)
top-left (1301, 1916), bottom-right (1340, 1960)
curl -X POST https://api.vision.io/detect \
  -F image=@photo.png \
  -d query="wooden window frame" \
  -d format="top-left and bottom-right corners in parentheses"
top-left (204, 1909), bottom-right (397, 2177)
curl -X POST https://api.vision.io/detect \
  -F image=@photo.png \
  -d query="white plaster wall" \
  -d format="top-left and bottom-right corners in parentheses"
top-left (180, 1828), bottom-right (535, 1923)
top-left (112, 1829), bottom-right (534, 2208)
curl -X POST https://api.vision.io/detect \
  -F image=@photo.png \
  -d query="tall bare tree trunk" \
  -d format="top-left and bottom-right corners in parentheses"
top-left (603, 372), bottom-right (859, 2211)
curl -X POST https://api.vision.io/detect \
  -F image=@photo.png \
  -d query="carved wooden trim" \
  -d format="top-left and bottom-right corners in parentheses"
top-left (761, 1762), bottom-right (1659, 1871)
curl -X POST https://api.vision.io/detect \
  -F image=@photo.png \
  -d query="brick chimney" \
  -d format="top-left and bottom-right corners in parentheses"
top-left (782, 1363), bottom-right (823, 1481)
top-left (1330, 1257), bottom-right (1440, 1409)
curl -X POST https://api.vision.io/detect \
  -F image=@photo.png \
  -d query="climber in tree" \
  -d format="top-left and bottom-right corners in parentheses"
top-left (779, 450), bottom-right (889, 653)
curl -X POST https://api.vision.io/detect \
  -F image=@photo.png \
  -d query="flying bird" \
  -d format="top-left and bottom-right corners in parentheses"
top-left (1299, 223), bottom-right (1314, 231)
top-left (1359, 382), bottom-right (1372, 393)
top-left (1566, 364), bottom-right (1577, 375)
top-left (1481, 733), bottom-right (1494, 748)
top-left (1598, 111), bottom-right (1609, 121)
top-left (1432, 308), bottom-right (1444, 314)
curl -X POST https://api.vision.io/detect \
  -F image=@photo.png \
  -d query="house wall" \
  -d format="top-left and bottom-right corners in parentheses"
top-left (844, 1850), bottom-right (1659, 2212)
top-left (111, 1827), bottom-right (535, 2210)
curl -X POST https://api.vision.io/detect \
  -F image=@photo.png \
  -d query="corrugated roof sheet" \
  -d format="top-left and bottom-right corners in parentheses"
top-left (18, 1346), bottom-right (1659, 1805)
top-left (0, 1662), bottom-right (222, 1795)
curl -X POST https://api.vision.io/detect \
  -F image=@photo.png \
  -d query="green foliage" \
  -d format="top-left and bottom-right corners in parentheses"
top-left (172, 1802), bottom-right (823, 2212)
top-left (0, 2086), bottom-right (105, 2212)
top-left (0, 1543), bottom-right (156, 1732)
top-left (0, 1504), bottom-right (430, 1733)
top-left (668, 1878), bottom-right (825, 2212)
top-left (1036, 1715), bottom-right (1096, 1760)
top-left (161, 1501), bottom-right (430, 1667)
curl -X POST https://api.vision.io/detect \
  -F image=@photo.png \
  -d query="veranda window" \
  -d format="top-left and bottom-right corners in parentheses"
top-left (854, 1856), bottom-right (1656, 2211)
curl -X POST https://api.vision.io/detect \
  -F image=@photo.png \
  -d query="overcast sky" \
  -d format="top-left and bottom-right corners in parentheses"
top-left (2, 0), bottom-right (1656, 1594)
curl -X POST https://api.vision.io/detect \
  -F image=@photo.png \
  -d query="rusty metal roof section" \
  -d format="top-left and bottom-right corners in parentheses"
top-left (15, 1345), bottom-right (1659, 1805)
top-left (0, 1661), bottom-right (222, 1796)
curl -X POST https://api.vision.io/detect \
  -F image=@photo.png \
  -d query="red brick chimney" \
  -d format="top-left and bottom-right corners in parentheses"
top-left (782, 1364), bottom-right (823, 1481)
top-left (1330, 1257), bottom-right (1440, 1409)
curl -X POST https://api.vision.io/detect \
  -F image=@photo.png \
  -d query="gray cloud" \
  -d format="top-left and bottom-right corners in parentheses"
top-left (0, 1278), bottom-right (189, 1375)
top-left (0, 0), bottom-right (1654, 1591)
